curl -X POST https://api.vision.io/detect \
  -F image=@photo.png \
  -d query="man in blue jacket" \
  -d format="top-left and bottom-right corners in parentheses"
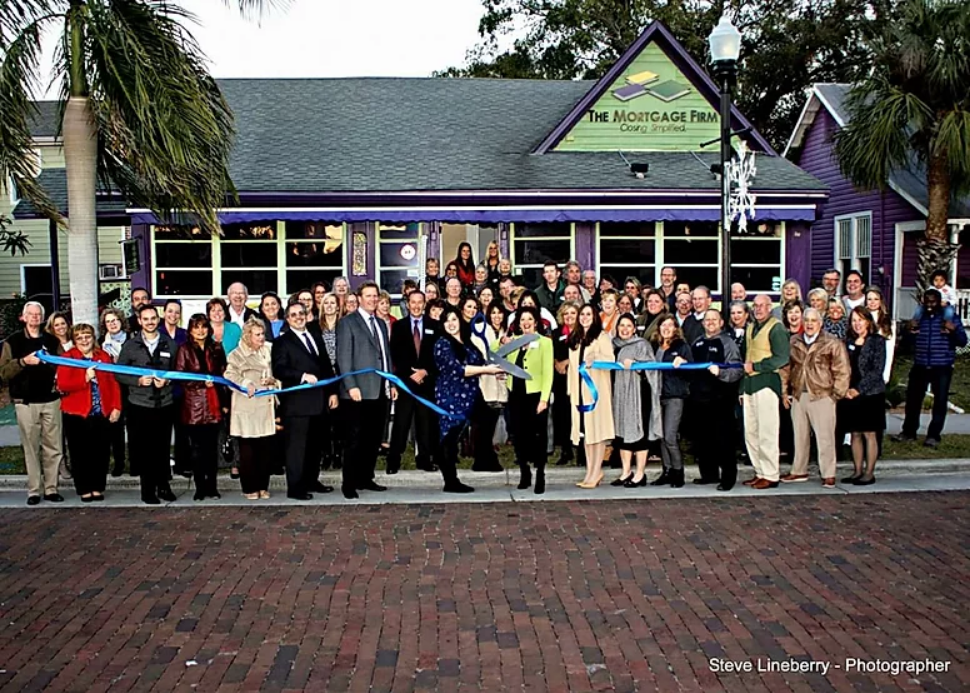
top-left (893, 289), bottom-right (968, 447)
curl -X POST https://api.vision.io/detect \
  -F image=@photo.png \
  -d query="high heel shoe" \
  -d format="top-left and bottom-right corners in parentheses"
top-left (579, 472), bottom-right (604, 489)
top-left (624, 475), bottom-right (647, 488)
top-left (650, 468), bottom-right (671, 486)
top-left (610, 474), bottom-right (631, 487)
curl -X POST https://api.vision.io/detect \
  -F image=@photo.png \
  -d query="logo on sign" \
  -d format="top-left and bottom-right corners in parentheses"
top-left (612, 70), bottom-right (690, 103)
top-left (400, 244), bottom-right (416, 261)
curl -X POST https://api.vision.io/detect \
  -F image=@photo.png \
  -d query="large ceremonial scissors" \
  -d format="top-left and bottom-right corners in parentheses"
top-left (470, 313), bottom-right (536, 381)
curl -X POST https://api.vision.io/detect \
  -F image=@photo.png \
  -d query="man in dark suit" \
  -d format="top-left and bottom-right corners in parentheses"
top-left (271, 301), bottom-right (338, 500)
top-left (337, 281), bottom-right (397, 499)
top-left (387, 290), bottom-right (439, 475)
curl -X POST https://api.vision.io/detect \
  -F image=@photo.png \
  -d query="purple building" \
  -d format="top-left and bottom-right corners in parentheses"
top-left (786, 83), bottom-right (970, 321)
top-left (14, 22), bottom-right (831, 312)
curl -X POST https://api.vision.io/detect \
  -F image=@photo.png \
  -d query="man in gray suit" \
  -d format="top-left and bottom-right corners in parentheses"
top-left (337, 281), bottom-right (398, 499)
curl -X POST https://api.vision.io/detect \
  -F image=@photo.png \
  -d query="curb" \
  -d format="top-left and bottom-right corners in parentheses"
top-left (2, 458), bottom-right (968, 491)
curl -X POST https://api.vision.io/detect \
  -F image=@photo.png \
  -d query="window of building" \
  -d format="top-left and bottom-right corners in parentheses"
top-left (153, 221), bottom-right (346, 298)
top-left (597, 222), bottom-right (657, 287)
top-left (284, 221), bottom-right (345, 295)
top-left (377, 222), bottom-right (421, 296)
top-left (661, 221), bottom-right (720, 291)
top-left (511, 222), bottom-right (573, 288)
top-left (835, 212), bottom-right (872, 284)
top-left (220, 222), bottom-right (279, 295)
top-left (730, 221), bottom-right (785, 294)
top-left (594, 220), bottom-right (784, 296)
top-left (153, 225), bottom-right (215, 297)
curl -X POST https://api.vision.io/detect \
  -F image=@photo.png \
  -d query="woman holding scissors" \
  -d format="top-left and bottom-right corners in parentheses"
top-left (434, 304), bottom-right (504, 493)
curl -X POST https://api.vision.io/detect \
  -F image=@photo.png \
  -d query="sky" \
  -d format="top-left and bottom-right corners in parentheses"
top-left (39, 0), bottom-right (486, 96)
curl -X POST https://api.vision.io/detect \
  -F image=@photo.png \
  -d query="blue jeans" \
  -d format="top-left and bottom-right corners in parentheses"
top-left (901, 365), bottom-right (954, 441)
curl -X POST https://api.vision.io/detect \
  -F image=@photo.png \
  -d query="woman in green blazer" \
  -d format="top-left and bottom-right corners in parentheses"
top-left (496, 306), bottom-right (554, 494)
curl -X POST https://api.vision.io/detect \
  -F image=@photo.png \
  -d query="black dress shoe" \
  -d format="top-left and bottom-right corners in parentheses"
top-left (841, 473), bottom-right (862, 484)
top-left (716, 484), bottom-right (734, 492)
top-left (193, 492), bottom-right (205, 501)
top-left (443, 480), bottom-right (475, 494)
top-left (342, 487), bottom-right (359, 499)
top-left (853, 475), bottom-right (876, 486)
top-left (81, 495), bottom-right (94, 503)
top-left (692, 478), bottom-right (718, 485)
top-left (142, 496), bottom-right (161, 505)
top-left (624, 475), bottom-right (647, 488)
top-left (310, 481), bottom-right (334, 494)
top-left (287, 492), bottom-right (313, 501)
top-left (157, 489), bottom-right (177, 503)
top-left (43, 493), bottom-right (64, 503)
top-left (534, 469), bottom-right (545, 495)
top-left (230, 468), bottom-right (240, 480)
top-left (27, 495), bottom-right (41, 506)
top-left (360, 481), bottom-right (387, 492)
top-left (611, 475), bottom-right (631, 487)
top-left (92, 494), bottom-right (105, 502)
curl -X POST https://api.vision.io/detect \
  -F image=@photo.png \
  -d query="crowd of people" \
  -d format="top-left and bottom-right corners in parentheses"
top-left (1, 243), bottom-right (966, 505)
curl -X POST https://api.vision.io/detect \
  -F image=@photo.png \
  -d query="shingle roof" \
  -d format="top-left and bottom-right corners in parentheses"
top-left (12, 169), bottom-right (128, 218)
top-left (20, 77), bottom-right (826, 220)
top-left (27, 101), bottom-right (60, 138)
top-left (796, 83), bottom-right (970, 218)
top-left (218, 77), bottom-right (825, 194)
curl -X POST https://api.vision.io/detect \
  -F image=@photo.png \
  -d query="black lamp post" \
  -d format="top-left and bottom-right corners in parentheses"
top-left (709, 14), bottom-right (742, 313)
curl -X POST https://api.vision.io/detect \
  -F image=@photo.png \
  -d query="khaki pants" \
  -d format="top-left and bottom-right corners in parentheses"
top-left (743, 388), bottom-right (780, 482)
top-left (791, 392), bottom-right (837, 479)
top-left (16, 400), bottom-right (64, 497)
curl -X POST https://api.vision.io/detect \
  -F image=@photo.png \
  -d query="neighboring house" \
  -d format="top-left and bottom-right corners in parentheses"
top-left (786, 83), bottom-right (970, 322)
top-left (1, 102), bottom-right (131, 314)
top-left (12, 22), bottom-right (829, 311)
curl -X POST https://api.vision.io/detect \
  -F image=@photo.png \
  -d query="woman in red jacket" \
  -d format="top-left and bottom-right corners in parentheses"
top-left (56, 324), bottom-right (122, 502)
top-left (176, 314), bottom-right (228, 501)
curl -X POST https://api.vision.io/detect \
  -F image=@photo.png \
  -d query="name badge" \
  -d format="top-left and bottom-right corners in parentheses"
top-left (636, 326), bottom-right (645, 332)
top-left (529, 342), bottom-right (539, 349)
top-left (558, 335), bottom-right (567, 341)
top-left (425, 329), bottom-right (435, 335)
top-left (160, 351), bottom-right (171, 358)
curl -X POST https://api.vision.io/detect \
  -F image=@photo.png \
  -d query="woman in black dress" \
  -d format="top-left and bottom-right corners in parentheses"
top-left (552, 300), bottom-right (581, 466)
top-left (839, 307), bottom-right (887, 485)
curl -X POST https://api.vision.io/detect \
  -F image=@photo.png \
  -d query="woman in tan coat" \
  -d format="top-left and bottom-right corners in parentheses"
top-left (568, 303), bottom-right (615, 488)
top-left (224, 318), bottom-right (280, 500)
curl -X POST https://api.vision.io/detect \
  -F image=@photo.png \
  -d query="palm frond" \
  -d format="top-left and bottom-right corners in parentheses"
top-left (0, 13), bottom-right (64, 222)
top-left (81, 0), bottom-right (238, 234)
top-left (221, 0), bottom-right (291, 21)
top-left (833, 77), bottom-right (932, 191)
top-left (0, 0), bottom-right (61, 44)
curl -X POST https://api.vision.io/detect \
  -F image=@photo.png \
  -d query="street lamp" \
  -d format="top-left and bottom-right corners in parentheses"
top-left (709, 13), bottom-right (741, 314)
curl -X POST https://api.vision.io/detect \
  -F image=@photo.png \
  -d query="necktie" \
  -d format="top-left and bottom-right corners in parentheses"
top-left (370, 316), bottom-right (387, 370)
top-left (302, 332), bottom-right (316, 356)
top-left (413, 321), bottom-right (422, 358)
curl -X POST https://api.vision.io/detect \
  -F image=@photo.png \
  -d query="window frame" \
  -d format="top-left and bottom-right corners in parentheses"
top-left (375, 221), bottom-right (423, 298)
top-left (151, 221), bottom-right (348, 299)
top-left (834, 211), bottom-right (873, 278)
top-left (510, 222), bottom-right (576, 285)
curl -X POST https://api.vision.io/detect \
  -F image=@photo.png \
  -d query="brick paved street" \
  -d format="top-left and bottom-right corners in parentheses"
top-left (0, 492), bottom-right (968, 692)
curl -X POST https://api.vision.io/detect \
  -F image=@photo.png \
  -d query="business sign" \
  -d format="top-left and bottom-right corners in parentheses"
top-left (555, 42), bottom-right (722, 152)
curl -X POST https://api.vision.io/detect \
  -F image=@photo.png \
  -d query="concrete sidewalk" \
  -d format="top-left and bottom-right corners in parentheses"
top-left (2, 411), bottom-right (969, 447)
top-left (2, 459), bottom-right (969, 508)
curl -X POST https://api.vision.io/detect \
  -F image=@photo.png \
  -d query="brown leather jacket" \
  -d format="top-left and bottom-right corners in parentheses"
top-left (175, 342), bottom-right (228, 425)
top-left (785, 331), bottom-right (850, 401)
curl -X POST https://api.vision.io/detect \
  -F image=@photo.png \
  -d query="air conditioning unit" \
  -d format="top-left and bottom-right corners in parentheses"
top-left (99, 264), bottom-right (124, 280)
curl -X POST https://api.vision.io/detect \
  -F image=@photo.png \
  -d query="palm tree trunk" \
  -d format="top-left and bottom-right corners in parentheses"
top-left (63, 96), bottom-right (99, 328)
top-left (916, 147), bottom-right (959, 295)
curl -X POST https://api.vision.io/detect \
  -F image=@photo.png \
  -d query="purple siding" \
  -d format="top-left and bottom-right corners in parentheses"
top-left (785, 222), bottom-right (812, 290)
top-left (130, 224), bottom-right (150, 293)
top-left (795, 109), bottom-right (921, 302)
top-left (575, 222), bottom-right (596, 270)
top-left (959, 229), bottom-right (970, 287)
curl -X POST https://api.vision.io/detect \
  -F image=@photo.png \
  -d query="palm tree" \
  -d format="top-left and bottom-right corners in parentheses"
top-left (0, 1), bottom-right (277, 327)
top-left (834, 0), bottom-right (970, 293)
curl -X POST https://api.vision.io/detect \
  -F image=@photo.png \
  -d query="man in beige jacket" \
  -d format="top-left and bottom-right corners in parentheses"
top-left (781, 308), bottom-right (851, 487)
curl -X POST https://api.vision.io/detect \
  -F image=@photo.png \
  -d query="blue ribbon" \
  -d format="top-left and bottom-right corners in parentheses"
top-left (470, 313), bottom-right (535, 380)
top-left (575, 360), bottom-right (744, 413)
top-left (37, 350), bottom-right (451, 417)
